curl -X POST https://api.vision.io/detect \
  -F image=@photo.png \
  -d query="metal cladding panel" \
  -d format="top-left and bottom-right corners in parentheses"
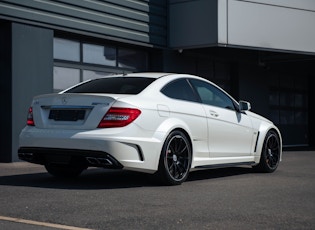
top-left (241, 0), bottom-right (315, 11)
top-left (227, 0), bottom-right (315, 54)
top-left (0, 0), bottom-right (167, 47)
top-left (11, 23), bottom-right (53, 161)
top-left (169, 0), bottom-right (218, 49)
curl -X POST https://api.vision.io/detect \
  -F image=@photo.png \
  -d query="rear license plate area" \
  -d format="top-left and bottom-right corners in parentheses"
top-left (49, 109), bottom-right (85, 121)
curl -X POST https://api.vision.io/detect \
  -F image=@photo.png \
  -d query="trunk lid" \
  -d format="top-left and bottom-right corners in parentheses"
top-left (31, 93), bottom-right (117, 129)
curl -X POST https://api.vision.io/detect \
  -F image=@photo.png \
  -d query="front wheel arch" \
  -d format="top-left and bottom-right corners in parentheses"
top-left (253, 129), bottom-right (281, 173)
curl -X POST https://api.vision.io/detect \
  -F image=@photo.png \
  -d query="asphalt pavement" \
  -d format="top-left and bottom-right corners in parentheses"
top-left (0, 151), bottom-right (314, 230)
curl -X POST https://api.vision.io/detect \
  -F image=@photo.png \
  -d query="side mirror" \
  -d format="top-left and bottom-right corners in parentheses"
top-left (239, 101), bottom-right (251, 112)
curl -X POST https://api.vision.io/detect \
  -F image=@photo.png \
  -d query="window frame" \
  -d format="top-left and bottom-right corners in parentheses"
top-left (160, 77), bottom-right (239, 112)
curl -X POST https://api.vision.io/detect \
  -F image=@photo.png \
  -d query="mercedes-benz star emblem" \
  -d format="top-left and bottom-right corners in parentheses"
top-left (61, 97), bottom-right (67, 105)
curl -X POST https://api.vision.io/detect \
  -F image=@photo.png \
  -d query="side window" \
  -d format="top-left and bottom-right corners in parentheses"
top-left (161, 79), bottom-right (198, 102)
top-left (190, 79), bottom-right (235, 110)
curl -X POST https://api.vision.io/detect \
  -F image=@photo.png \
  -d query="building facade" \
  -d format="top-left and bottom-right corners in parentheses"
top-left (0, 0), bottom-right (314, 162)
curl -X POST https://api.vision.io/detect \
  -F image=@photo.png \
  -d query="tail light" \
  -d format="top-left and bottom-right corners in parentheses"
top-left (27, 107), bottom-right (35, 126)
top-left (98, 107), bottom-right (141, 128)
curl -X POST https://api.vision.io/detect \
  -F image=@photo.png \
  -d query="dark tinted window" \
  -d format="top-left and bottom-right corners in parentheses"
top-left (65, 77), bottom-right (155, 94)
top-left (190, 79), bottom-right (235, 110)
top-left (161, 79), bottom-right (198, 102)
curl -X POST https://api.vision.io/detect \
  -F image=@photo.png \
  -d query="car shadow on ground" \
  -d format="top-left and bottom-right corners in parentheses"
top-left (187, 166), bottom-right (253, 182)
top-left (0, 166), bottom-right (253, 189)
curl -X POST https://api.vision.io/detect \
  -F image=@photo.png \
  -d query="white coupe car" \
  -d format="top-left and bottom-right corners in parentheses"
top-left (19, 72), bottom-right (282, 185)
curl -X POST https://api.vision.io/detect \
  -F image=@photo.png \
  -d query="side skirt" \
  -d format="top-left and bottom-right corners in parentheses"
top-left (194, 161), bottom-right (256, 169)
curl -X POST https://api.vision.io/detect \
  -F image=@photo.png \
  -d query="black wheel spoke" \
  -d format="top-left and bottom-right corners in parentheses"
top-left (169, 145), bottom-right (176, 155)
top-left (179, 145), bottom-right (187, 155)
top-left (174, 164), bottom-right (179, 178)
top-left (169, 162), bottom-right (175, 175)
top-left (176, 162), bottom-right (185, 175)
top-left (167, 154), bottom-right (173, 160)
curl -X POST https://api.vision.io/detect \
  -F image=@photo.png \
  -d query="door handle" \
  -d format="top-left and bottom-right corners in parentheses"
top-left (209, 110), bottom-right (219, 117)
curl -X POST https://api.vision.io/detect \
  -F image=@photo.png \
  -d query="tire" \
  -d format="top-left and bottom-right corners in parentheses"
top-left (157, 130), bottom-right (192, 185)
top-left (254, 130), bottom-right (281, 173)
top-left (45, 163), bottom-right (85, 178)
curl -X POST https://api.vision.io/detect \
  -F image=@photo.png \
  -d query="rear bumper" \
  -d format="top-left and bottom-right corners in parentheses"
top-left (18, 126), bottom-right (164, 173)
top-left (18, 147), bottom-right (123, 169)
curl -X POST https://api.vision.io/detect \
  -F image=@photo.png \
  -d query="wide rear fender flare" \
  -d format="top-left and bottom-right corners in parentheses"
top-left (151, 117), bottom-right (193, 165)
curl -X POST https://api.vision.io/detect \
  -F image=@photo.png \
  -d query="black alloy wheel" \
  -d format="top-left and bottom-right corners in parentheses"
top-left (254, 130), bottom-right (281, 173)
top-left (158, 130), bottom-right (192, 185)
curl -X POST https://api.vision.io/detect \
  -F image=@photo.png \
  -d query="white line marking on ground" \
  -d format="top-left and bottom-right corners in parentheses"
top-left (0, 215), bottom-right (93, 230)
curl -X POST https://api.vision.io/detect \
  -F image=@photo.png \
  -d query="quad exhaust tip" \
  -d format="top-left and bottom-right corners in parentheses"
top-left (86, 157), bottom-right (113, 166)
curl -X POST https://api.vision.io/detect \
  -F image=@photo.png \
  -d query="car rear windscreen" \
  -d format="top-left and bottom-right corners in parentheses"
top-left (65, 77), bottom-right (156, 94)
